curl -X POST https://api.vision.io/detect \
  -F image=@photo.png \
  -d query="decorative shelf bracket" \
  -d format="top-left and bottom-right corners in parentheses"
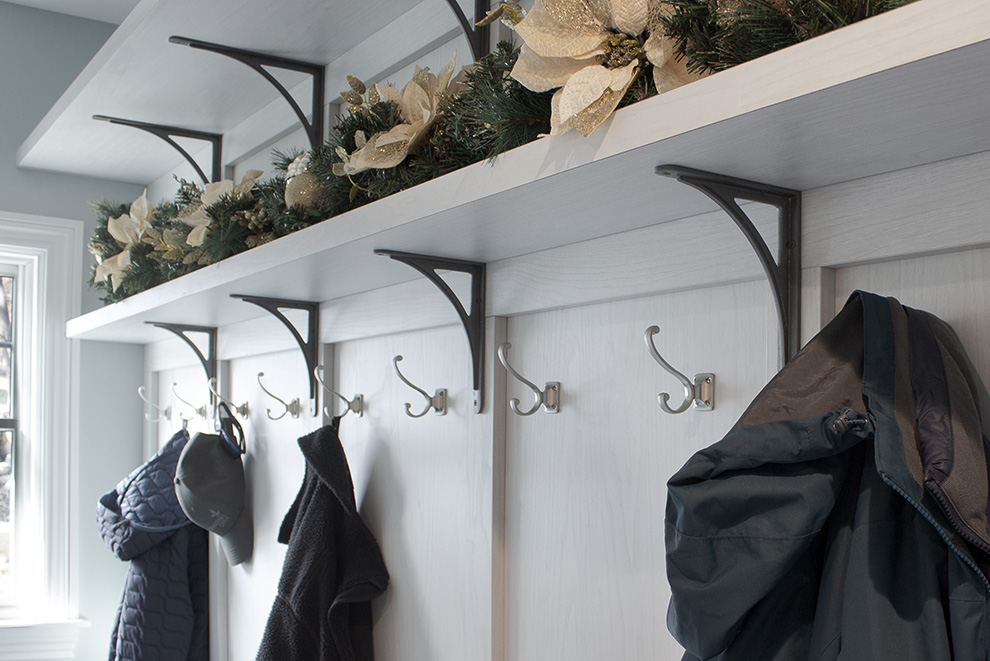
top-left (93, 115), bottom-right (221, 185)
top-left (442, 0), bottom-right (491, 62)
top-left (656, 165), bottom-right (801, 366)
top-left (375, 249), bottom-right (486, 413)
top-left (146, 322), bottom-right (218, 410)
top-left (231, 294), bottom-right (320, 416)
top-left (169, 36), bottom-right (325, 150)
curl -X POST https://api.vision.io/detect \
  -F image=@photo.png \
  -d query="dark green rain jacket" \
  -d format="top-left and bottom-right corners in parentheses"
top-left (666, 291), bottom-right (990, 660)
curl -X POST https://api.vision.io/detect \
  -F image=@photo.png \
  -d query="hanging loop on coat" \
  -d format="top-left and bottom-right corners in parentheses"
top-left (137, 385), bottom-right (172, 423)
top-left (256, 371), bottom-right (301, 420)
top-left (497, 342), bottom-right (560, 416)
top-left (644, 325), bottom-right (714, 414)
top-left (314, 365), bottom-right (363, 418)
top-left (392, 355), bottom-right (446, 418)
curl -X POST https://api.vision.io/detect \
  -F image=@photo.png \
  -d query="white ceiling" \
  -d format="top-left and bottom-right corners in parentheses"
top-left (4, 0), bottom-right (139, 24)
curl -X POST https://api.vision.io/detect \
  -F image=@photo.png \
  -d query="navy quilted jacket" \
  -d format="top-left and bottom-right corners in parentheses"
top-left (97, 429), bottom-right (209, 660)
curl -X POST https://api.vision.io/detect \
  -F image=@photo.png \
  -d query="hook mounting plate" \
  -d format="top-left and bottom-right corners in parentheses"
top-left (692, 373), bottom-right (715, 411)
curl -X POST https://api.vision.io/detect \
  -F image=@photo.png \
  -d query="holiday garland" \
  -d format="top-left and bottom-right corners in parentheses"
top-left (88, 0), bottom-right (917, 304)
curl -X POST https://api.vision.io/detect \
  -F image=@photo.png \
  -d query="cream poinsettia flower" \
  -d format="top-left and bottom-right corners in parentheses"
top-left (180, 170), bottom-right (264, 247)
top-left (94, 250), bottom-right (131, 292)
top-left (200, 170), bottom-right (264, 206)
top-left (107, 189), bottom-right (153, 247)
top-left (510, 0), bottom-right (703, 136)
top-left (333, 53), bottom-right (464, 176)
top-left (181, 207), bottom-right (212, 247)
top-left (93, 189), bottom-right (153, 291)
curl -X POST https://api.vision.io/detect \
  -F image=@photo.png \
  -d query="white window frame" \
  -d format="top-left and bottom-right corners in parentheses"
top-left (0, 211), bottom-right (81, 628)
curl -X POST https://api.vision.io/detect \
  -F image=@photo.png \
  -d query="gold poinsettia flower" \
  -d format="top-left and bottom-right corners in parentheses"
top-left (180, 170), bottom-right (263, 247)
top-left (333, 53), bottom-right (465, 176)
top-left (510, 0), bottom-right (703, 136)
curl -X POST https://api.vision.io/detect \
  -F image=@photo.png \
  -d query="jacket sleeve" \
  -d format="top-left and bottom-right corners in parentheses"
top-left (665, 409), bottom-right (872, 659)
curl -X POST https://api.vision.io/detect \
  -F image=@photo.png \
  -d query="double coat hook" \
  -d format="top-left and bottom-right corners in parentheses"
top-left (207, 378), bottom-right (249, 419)
top-left (497, 342), bottom-right (559, 416)
top-left (314, 366), bottom-right (363, 418)
top-left (257, 371), bottom-right (301, 420)
top-left (644, 326), bottom-right (714, 414)
top-left (393, 355), bottom-right (446, 417)
top-left (171, 382), bottom-right (207, 420)
top-left (137, 386), bottom-right (171, 423)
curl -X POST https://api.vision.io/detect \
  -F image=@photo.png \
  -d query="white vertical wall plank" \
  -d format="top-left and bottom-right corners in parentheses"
top-left (224, 348), bottom-right (315, 659)
top-left (335, 322), bottom-right (498, 661)
top-left (502, 282), bottom-right (777, 661)
top-left (834, 245), bottom-right (990, 384)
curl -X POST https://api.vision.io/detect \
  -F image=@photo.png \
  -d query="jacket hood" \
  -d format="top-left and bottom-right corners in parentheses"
top-left (733, 291), bottom-right (990, 553)
top-left (665, 291), bottom-right (990, 659)
top-left (97, 429), bottom-right (193, 561)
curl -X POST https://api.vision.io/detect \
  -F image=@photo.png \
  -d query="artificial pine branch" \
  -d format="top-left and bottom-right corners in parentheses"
top-left (434, 41), bottom-right (552, 163)
top-left (662, 0), bottom-right (918, 73)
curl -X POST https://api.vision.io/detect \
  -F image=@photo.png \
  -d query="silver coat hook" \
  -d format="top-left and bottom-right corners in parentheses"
top-left (171, 382), bottom-right (207, 420)
top-left (314, 365), bottom-right (363, 418)
top-left (497, 342), bottom-right (560, 416)
top-left (137, 385), bottom-right (171, 423)
top-left (392, 355), bottom-right (446, 418)
top-left (257, 371), bottom-right (301, 420)
top-left (644, 326), bottom-right (714, 414)
top-left (207, 377), bottom-right (249, 418)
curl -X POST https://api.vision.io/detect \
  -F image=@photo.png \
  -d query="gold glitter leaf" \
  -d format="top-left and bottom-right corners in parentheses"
top-left (347, 75), bottom-right (366, 95)
top-left (341, 90), bottom-right (363, 105)
top-left (476, 5), bottom-right (505, 25)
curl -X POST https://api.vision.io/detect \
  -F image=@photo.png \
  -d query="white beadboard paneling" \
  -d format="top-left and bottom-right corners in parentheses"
top-left (223, 348), bottom-right (315, 660)
top-left (834, 245), bottom-right (990, 385)
top-left (334, 322), bottom-right (502, 661)
top-left (503, 282), bottom-right (777, 661)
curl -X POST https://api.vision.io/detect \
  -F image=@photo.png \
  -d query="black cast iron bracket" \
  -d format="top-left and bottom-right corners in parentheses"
top-left (375, 249), bottom-right (487, 413)
top-left (656, 165), bottom-right (801, 366)
top-left (231, 294), bottom-right (320, 416)
top-left (93, 115), bottom-right (222, 185)
top-left (443, 0), bottom-right (491, 62)
top-left (170, 36), bottom-right (325, 150)
top-left (146, 322), bottom-right (218, 409)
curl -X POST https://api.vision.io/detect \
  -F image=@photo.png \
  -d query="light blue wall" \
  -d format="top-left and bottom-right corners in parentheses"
top-left (0, 1), bottom-right (144, 314)
top-left (0, 4), bottom-right (145, 660)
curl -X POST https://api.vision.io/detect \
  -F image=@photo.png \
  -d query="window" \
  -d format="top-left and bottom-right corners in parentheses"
top-left (0, 272), bottom-right (14, 599)
top-left (0, 212), bottom-right (82, 626)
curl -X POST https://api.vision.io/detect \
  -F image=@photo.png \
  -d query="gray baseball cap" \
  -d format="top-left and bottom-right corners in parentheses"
top-left (174, 431), bottom-right (253, 565)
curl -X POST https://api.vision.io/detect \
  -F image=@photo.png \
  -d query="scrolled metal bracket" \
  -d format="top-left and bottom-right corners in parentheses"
top-left (232, 295), bottom-right (320, 416)
top-left (94, 115), bottom-right (222, 185)
top-left (442, 0), bottom-right (491, 62)
top-left (146, 322), bottom-right (217, 411)
top-left (375, 249), bottom-right (486, 414)
top-left (170, 36), bottom-right (325, 150)
top-left (656, 165), bottom-right (801, 366)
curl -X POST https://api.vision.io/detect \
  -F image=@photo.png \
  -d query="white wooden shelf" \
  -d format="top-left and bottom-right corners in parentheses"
top-left (64, 0), bottom-right (990, 343)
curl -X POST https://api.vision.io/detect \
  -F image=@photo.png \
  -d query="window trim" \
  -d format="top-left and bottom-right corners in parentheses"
top-left (0, 211), bottom-right (82, 621)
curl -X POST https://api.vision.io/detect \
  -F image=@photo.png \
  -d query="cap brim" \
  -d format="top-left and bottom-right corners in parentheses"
top-left (219, 506), bottom-right (253, 566)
